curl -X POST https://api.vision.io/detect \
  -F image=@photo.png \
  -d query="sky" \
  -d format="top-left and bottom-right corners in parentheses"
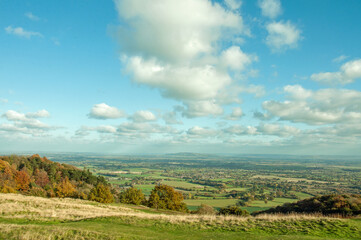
top-left (1, 0), bottom-right (361, 155)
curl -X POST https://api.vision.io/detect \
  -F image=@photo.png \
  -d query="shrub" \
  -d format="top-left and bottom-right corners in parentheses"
top-left (219, 205), bottom-right (250, 216)
top-left (119, 187), bottom-right (145, 205)
top-left (193, 204), bottom-right (217, 215)
top-left (28, 186), bottom-right (47, 197)
top-left (88, 183), bottom-right (114, 203)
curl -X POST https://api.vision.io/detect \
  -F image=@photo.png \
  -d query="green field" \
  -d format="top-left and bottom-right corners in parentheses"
top-left (250, 198), bottom-right (297, 208)
top-left (161, 180), bottom-right (205, 189)
top-left (134, 184), bottom-right (157, 195)
top-left (184, 198), bottom-right (239, 209)
top-left (3, 217), bottom-right (361, 240)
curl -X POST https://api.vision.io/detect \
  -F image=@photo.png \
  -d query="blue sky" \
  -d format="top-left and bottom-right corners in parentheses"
top-left (1, 0), bottom-right (361, 155)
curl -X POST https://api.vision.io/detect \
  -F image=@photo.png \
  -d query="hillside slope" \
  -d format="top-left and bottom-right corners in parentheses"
top-left (0, 193), bottom-right (360, 240)
top-left (0, 154), bottom-right (109, 200)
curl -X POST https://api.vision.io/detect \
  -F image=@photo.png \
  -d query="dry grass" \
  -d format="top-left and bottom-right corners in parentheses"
top-left (0, 223), bottom-right (115, 240)
top-left (0, 193), bottom-right (339, 224)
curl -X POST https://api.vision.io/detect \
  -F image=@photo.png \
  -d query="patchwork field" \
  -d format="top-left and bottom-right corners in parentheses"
top-left (55, 153), bottom-right (361, 213)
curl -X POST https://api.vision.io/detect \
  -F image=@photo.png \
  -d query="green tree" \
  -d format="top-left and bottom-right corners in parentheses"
top-left (119, 187), bottom-right (145, 205)
top-left (88, 183), bottom-right (114, 203)
top-left (148, 184), bottom-right (187, 212)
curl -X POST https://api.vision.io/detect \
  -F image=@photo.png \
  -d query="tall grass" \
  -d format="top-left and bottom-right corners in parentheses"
top-left (0, 193), bottom-right (341, 223)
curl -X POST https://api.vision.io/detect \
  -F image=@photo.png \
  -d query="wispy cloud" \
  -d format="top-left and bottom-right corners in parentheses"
top-left (258, 0), bottom-right (282, 19)
top-left (25, 12), bottom-right (40, 21)
top-left (5, 26), bottom-right (43, 39)
top-left (0, 98), bottom-right (8, 104)
top-left (333, 55), bottom-right (349, 63)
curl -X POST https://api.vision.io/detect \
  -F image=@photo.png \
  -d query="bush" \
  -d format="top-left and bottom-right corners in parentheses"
top-left (28, 187), bottom-right (47, 197)
top-left (219, 205), bottom-right (250, 216)
top-left (193, 204), bottom-right (216, 215)
top-left (119, 187), bottom-right (145, 205)
top-left (88, 183), bottom-right (114, 203)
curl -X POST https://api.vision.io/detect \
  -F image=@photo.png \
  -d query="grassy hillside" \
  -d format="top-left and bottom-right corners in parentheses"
top-left (0, 193), bottom-right (360, 240)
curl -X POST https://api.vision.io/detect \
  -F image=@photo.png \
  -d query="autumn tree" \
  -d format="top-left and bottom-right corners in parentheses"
top-left (0, 162), bottom-right (16, 193)
top-left (88, 183), bottom-right (114, 203)
top-left (148, 184), bottom-right (187, 212)
top-left (55, 177), bottom-right (76, 198)
top-left (15, 170), bottom-right (31, 192)
top-left (119, 187), bottom-right (145, 205)
top-left (34, 169), bottom-right (50, 187)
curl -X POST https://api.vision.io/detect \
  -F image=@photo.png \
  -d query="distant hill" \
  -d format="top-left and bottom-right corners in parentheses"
top-left (0, 154), bottom-right (108, 199)
top-left (254, 194), bottom-right (361, 216)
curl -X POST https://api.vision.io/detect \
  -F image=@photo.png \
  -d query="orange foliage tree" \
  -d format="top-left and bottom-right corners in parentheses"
top-left (55, 177), bottom-right (76, 198)
top-left (15, 170), bottom-right (31, 192)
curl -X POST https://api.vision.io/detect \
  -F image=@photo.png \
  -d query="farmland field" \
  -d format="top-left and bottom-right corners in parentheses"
top-left (48, 153), bottom-right (361, 213)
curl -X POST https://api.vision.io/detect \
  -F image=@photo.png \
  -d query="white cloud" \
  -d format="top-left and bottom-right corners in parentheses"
top-left (76, 125), bottom-right (117, 135)
top-left (284, 85), bottom-right (312, 100)
top-left (125, 56), bottom-right (232, 101)
top-left (115, 0), bottom-right (257, 118)
top-left (223, 125), bottom-right (257, 135)
top-left (0, 109), bottom-right (56, 136)
top-left (114, 0), bottom-right (245, 62)
top-left (262, 85), bottom-right (361, 125)
top-left (130, 110), bottom-right (157, 122)
top-left (311, 59), bottom-right (361, 85)
top-left (26, 109), bottom-right (50, 118)
top-left (258, 0), bottom-right (282, 19)
top-left (266, 21), bottom-right (301, 52)
top-left (0, 99), bottom-right (8, 104)
top-left (5, 26), bottom-right (43, 39)
top-left (88, 103), bottom-right (125, 119)
top-left (220, 46), bottom-right (257, 71)
top-left (226, 107), bottom-right (243, 120)
top-left (257, 123), bottom-right (300, 137)
top-left (225, 0), bottom-right (242, 10)
top-left (177, 100), bottom-right (224, 118)
top-left (25, 12), bottom-right (40, 21)
top-left (3, 110), bottom-right (26, 121)
top-left (187, 126), bottom-right (218, 137)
